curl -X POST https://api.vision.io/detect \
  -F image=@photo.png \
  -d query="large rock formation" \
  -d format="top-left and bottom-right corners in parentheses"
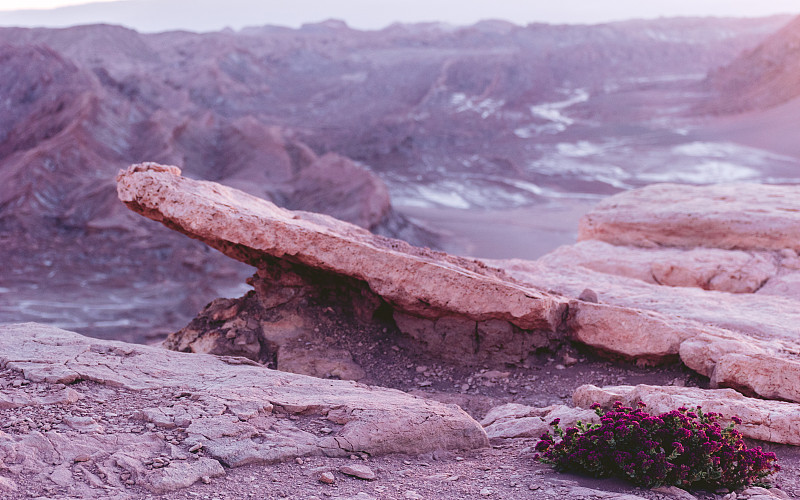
top-left (3, 18), bottom-right (798, 345)
top-left (0, 323), bottom-right (487, 497)
top-left (117, 163), bottom-right (567, 366)
top-left (494, 182), bottom-right (800, 404)
top-left (118, 166), bottom-right (800, 406)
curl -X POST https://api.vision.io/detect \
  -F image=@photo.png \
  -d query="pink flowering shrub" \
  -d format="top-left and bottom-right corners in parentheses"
top-left (534, 401), bottom-right (780, 490)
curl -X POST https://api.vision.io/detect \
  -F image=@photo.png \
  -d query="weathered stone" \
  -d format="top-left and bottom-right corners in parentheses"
top-left (651, 486), bottom-right (697, 500)
top-left (573, 384), bottom-right (800, 445)
top-left (339, 464), bottom-right (376, 480)
top-left (0, 323), bottom-right (488, 478)
top-left (495, 258), bottom-right (800, 401)
top-left (496, 258), bottom-right (800, 348)
top-left (49, 465), bottom-right (74, 487)
top-left (541, 240), bottom-right (778, 294)
top-left (480, 403), bottom-right (598, 440)
top-left (710, 353), bottom-right (800, 402)
top-left (117, 163), bottom-right (567, 363)
top-left (63, 415), bottom-right (102, 433)
top-left (146, 457), bottom-right (225, 494)
top-left (565, 301), bottom-right (691, 363)
top-left (578, 183), bottom-right (800, 251)
top-left (118, 165), bottom-right (800, 407)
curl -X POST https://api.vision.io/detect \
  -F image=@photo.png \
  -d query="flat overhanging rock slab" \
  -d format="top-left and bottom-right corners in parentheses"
top-left (0, 323), bottom-right (487, 494)
top-left (116, 163), bottom-right (565, 332)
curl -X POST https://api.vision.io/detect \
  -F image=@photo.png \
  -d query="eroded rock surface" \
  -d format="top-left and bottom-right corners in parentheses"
top-left (540, 240), bottom-right (780, 294)
top-left (490, 183), bottom-right (800, 403)
top-left (118, 163), bottom-right (566, 365)
top-left (118, 166), bottom-right (800, 404)
top-left (480, 403), bottom-right (598, 440)
top-left (0, 323), bottom-right (487, 497)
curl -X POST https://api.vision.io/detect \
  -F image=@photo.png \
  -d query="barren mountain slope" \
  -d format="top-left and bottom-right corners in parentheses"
top-left (705, 15), bottom-right (800, 113)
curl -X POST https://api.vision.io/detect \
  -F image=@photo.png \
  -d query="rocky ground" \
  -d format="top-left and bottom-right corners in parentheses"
top-left (1, 322), bottom-right (797, 500)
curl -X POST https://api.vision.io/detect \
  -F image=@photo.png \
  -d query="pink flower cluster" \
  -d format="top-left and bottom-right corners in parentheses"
top-left (534, 401), bottom-right (780, 490)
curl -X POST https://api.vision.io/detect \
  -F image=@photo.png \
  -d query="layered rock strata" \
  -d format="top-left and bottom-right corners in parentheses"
top-left (0, 323), bottom-right (487, 496)
top-left (578, 183), bottom-right (800, 251)
top-left (117, 163), bottom-right (567, 365)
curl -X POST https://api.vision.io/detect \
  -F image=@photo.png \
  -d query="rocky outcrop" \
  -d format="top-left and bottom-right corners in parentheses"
top-left (539, 240), bottom-right (779, 294)
top-left (117, 163), bottom-right (566, 365)
top-left (578, 183), bottom-right (800, 252)
top-left (493, 182), bottom-right (800, 402)
top-left (0, 323), bottom-right (487, 496)
top-left (573, 384), bottom-right (800, 446)
top-left (118, 166), bottom-right (800, 404)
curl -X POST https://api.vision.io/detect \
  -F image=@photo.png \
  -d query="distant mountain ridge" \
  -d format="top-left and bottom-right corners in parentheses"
top-left (0, 17), bottom-right (789, 224)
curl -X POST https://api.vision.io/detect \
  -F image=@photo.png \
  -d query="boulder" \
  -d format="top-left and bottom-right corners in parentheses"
top-left (480, 403), bottom-right (598, 440)
top-left (117, 163), bottom-right (566, 364)
top-left (0, 323), bottom-right (488, 496)
top-left (578, 183), bottom-right (800, 251)
top-left (573, 384), bottom-right (800, 445)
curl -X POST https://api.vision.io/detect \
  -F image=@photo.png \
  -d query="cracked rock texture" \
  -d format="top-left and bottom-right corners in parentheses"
top-left (0, 323), bottom-right (487, 497)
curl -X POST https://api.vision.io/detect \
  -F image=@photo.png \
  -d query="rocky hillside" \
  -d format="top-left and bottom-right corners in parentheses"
top-left (705, 15), bottom-right (800, 113)
top-left (0, 17), bottom-right (790, 229)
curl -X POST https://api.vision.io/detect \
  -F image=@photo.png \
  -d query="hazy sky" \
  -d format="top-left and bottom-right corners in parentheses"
top-left (1, 0), bottom-right (799, 32)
